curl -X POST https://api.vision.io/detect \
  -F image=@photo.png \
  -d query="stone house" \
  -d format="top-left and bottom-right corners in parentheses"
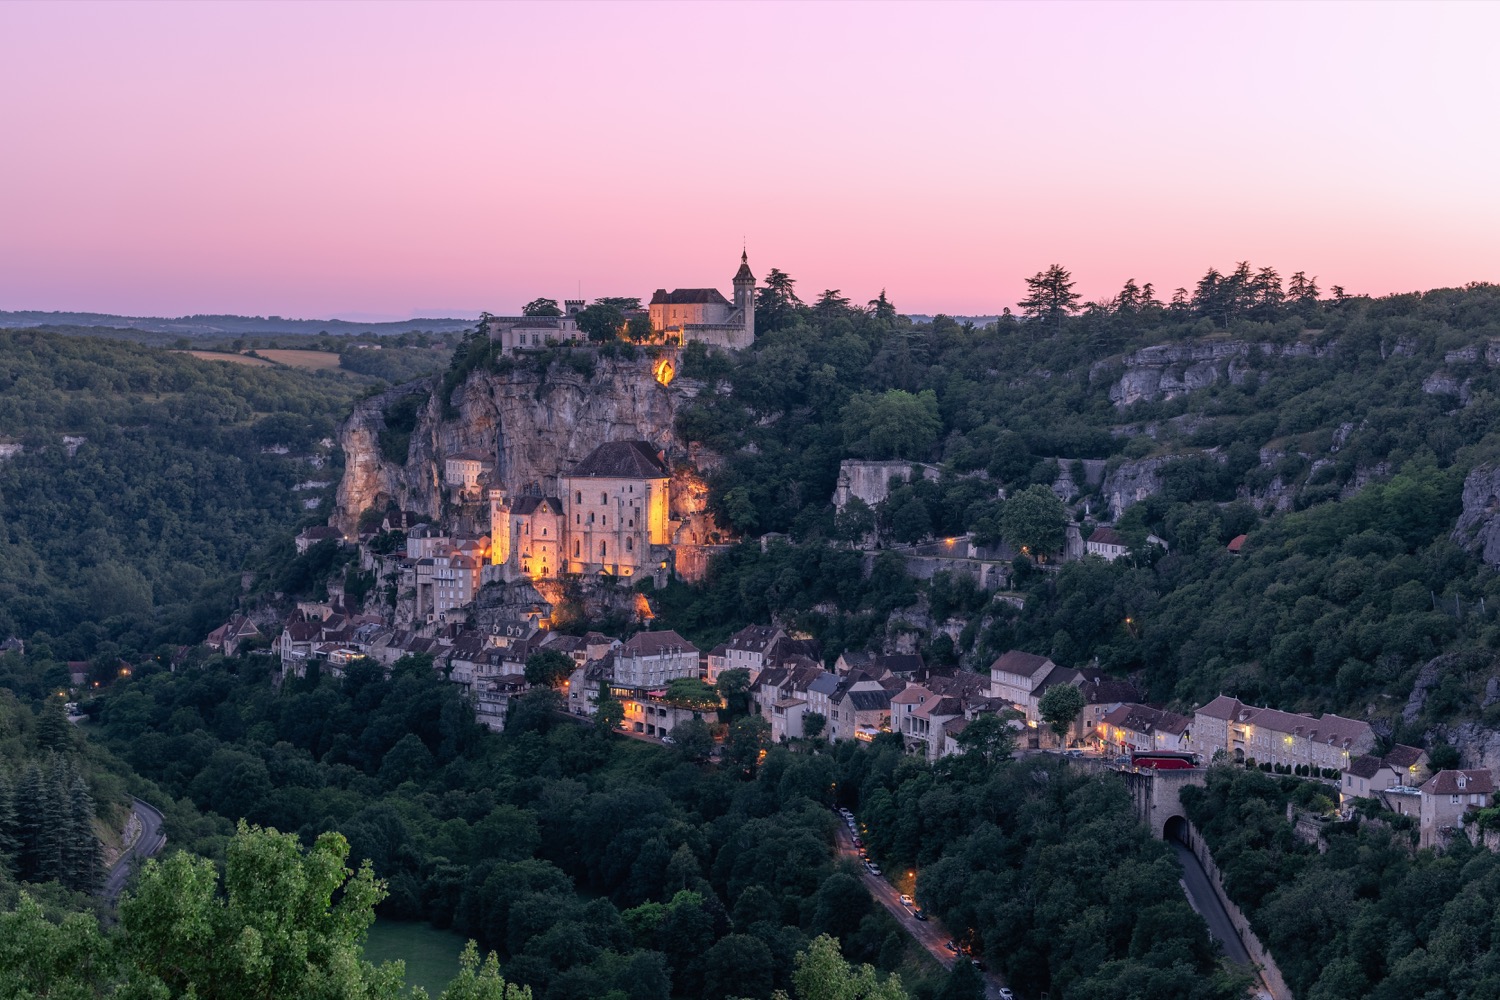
top-left (1341, 744), bottom-right (1429, 804)
top-left (721, 625), bottom-right (786, 683)
top-left (205, 615), bottom-right (261, 657)
top-left (1085, 526), bottom-right (1129, 562)
top-left (1418, 769), bottom-right (1495, 849)
top-left (1194, 695), bottom-right (1374, 771)
top-left (295, 524), bottom-right (344, 554)
top-left (486, 301), bottom-right (588, 355)
top-left (1097, 703), bottom-right (1192, 755)
top-left (612, 630), bottom-right (699, 689)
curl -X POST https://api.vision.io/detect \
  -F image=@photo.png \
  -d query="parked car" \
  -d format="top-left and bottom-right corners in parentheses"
top-left (969, 959), bottom-right (986, 971)
top-left (944, 940), bottom-right (958, 953)
top-left (865, 862), bottom-right (882, 876)
top-left (912, 908), bottom-right (928, 921)
top-left (660, 735), bottom-right (675, 745)
top-left (997, 990), bottom-right (1014, 1000)
top-left (1064, 748), bottom-right (1084, 758)
top-left (899, 893), bottom-right (913, 908)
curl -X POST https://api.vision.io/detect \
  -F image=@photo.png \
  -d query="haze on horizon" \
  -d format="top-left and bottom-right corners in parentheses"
top-left (1, 0), bottom-right (1496, 321)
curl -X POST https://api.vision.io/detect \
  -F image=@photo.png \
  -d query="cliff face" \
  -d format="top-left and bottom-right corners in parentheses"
top-left (1452, 463), bottom-right (1500, 568)
top-left (334, 356), bottom-right (707, 533)
top-left (1096, 339), bottom-right (1335, 408)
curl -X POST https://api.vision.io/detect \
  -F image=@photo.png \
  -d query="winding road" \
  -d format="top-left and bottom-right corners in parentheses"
top-left (1166, 837), bottom-right (1252, 968)
top-left (102, 797), bottom-right (167, 906)
top-left (834, 813), bottom-right (1014, 1000)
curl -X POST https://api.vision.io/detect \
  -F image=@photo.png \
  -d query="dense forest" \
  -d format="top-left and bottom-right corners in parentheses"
top-left (0, 331), bottom-right (368, 659)
top-left (1183, 767), bottom-right (1500, 1000)
top-left (0, 649), bottom-right (1244, 1000)
top-left (629, 272), bottom-right (1500, 737)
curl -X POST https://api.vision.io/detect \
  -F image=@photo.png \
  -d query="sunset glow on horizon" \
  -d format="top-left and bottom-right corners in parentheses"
top-left (2, 0), bottom-right (1497, 320)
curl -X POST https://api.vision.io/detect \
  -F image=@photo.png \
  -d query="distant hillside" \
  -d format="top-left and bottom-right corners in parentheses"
top-left (0, 310), bottom-right (475, 338)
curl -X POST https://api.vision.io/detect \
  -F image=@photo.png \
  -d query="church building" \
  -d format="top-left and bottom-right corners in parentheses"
top-left (489, 441), bottom-right (672, 584)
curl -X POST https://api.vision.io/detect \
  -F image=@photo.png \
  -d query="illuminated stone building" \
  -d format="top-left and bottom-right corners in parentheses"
top-left (489, 441), bottom-right (673, 584)
top-left (649, 251), bottom-right (756, 351)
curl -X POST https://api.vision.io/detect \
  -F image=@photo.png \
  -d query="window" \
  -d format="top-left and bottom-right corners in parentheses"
top-left (626, 537), bottom-right (633, 551)
top-left (576, 491), bottom-right (582, 504)
top-left (600, 541), bottom-right (607, 557)
top-left (601, 492), bottom-right (607, 505)
top-left (574, 541), bottom-right (580, 556)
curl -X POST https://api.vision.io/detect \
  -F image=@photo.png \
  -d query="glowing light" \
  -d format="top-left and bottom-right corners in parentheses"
top-left (652, 357), bottom-right (675, 386)
top-left (634, 593), bottom-right (656, 620)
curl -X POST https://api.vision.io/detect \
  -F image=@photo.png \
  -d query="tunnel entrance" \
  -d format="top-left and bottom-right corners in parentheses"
top-left (1163, 814), bottom-right (1190, 846)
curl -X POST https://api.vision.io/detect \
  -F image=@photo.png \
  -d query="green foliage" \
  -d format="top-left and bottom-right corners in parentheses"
top-left (1180, 765), bottom-right (1500, 999)
top-left (0, 330), bottom-right (359, 660)
top-left (840, 390), bottom-right (941, 461)
top-left (523, 650), bottom-right (574, 690)
top-left (997, 484), bottom-right (1068, 557)
top-left (1037, 684), bottom-right (1085, 742)
top-left (378, 390), bottom-right (428, 464)
top-left (661, 678), bottom-right (721, 712)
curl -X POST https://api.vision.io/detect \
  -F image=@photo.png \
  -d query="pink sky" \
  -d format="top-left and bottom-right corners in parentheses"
top-left (2, 1), bottom-right (1496, 319)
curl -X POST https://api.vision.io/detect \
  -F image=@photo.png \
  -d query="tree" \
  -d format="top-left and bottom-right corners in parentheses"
top-left (1038, 683), bottom-right (1085, 745)
top-left (575, 302), bottom-right (625, 342)
top-left (1017, 265), bottom-right (1080, 330)
top-left (834, 497), bottom-right (875, 544)
top-left (663, 677), bottom-right (722, 712)
top-left (997, 484), bottom-right (1067, 558)
top-left (671, 716), bottom-right (716, 760)
top-left (790, 934), bottom-right (907, 1000)
top-left (802, 712), bottom-right (826, 741)
top-left (867, 289), bottom-right (897, 322)
top-left (118, 822), bottom-right (407, 1000)
top-left (439, 941), bottom-right (533, 1000)
top-left (840, 390), bottom-right (942, 460)
top-left (594, 681), bottom-right (624, 735)
top-left (524, 649), bottom-right (574, 690)
top-left (723, 715), bottom-right (771, 777)
top-left (594, 296), bottom-right (641, 312)
top-left (933, 959), bottom-right (984, 1000)
top-left (951, 712), bottom-right (1016, 768)
top-left (627, 315), bottom-right (653, 343)
top-left (716, 669), bottom-right (752, 718)
top-left (700, 933), bottom-right (774, 1000)
top-left (522, 298), bottom-right (562, 317)
top-left (756, 269), bottom-right (803, 333)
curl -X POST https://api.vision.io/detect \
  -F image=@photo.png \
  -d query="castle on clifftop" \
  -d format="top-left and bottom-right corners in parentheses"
top-left (486, 250), bottom-right (756, 354)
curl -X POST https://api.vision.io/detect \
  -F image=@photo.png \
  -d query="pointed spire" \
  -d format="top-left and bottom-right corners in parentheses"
top-left (734, 246), bottom-right (754, 284)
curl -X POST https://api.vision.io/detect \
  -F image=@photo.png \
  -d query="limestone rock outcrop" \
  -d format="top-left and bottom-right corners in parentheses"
top-left (334, 356), bottom-right (712, 534)
top-left (1452, 464), bottom-right (1500, 567)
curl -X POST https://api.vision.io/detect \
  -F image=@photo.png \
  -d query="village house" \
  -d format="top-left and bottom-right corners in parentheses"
top-left (205, 614), bottom-right (261, 657)
top-left (1194, 695), bottom-right (1375, 771)
top-left (1418, 769), bottom-right (1496, 849)
top-left (443, 450), bottom-right (495, 498)
top-left (1085, 526), bottom-right (1129, 562)
top-left (1341, 744), bottom-right (1430, 804)
top-left (295, 524), bottom-right (344, 554)
top-left (720, 625), bottom-right (786, 683)
top-left (1097, 703), bottom-right (1192, 756)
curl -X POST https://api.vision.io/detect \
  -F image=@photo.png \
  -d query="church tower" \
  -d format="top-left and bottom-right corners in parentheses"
top-left (732, 249), bottom-right (756, 346)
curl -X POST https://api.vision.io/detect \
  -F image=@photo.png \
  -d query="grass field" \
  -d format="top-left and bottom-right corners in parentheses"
top-left (254, 349), bottom-right (345, 370)
top-left (180, 350), bottom-right (275, 366)
top-left (362, 920), bottom-right (469, 997)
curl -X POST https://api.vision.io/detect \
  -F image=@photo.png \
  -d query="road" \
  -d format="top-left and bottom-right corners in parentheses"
top-left (102, 797), bottom-right (166, 906)
top-left (1167, 838), bottom-right (1252, 968)
top-left (833, 812), bottom-right (1014, 1000)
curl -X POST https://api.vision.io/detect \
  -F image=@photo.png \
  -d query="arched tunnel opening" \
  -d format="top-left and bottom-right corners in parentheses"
top-left (1163, 814), bottom-right (1190, 846)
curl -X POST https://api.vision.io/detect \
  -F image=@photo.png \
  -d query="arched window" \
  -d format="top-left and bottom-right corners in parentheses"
top-left (576, 491), bottom-right (582, 504)
top-left (626, 537), bottom-right (633, 552)
top-left (574, 540), bottom-right (580, 556)
top-left (601, 492), bottom-right (607, 505)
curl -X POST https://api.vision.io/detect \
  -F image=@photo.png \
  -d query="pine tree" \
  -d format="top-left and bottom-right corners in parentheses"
top-left (33, 761), bottom-right (68, 884)
top-left (14, 760), bottom-right (44, 881)
top-left (64, 773), bottom-right (100, 893)
top-left (0, 770), bottom-right (18, 875)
